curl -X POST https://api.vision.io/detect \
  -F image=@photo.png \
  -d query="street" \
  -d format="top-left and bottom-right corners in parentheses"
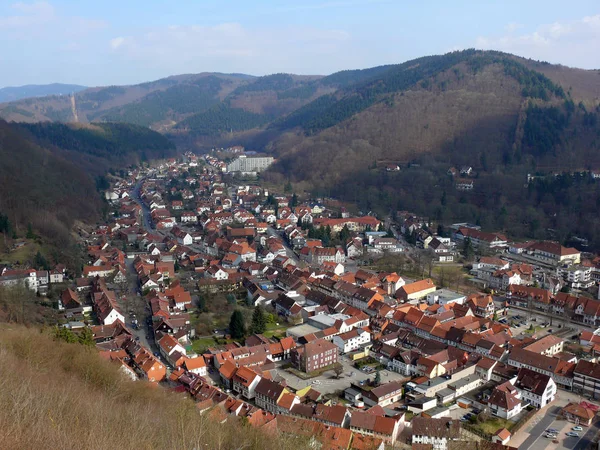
top-left (131, 177), bottom-right (154, 231)
top-left (266, 226), bottom-right (300, 265)
top-left (112, 178), bottom-right (161, 357)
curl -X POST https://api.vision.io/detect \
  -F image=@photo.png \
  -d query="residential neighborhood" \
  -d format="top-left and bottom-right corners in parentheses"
top-left (6, 151), bottom-right (600, 450)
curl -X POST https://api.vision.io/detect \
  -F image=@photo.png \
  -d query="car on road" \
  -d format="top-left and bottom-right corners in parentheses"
top-left (135, 336), bottom-right (140, 341)
top-left (572, 426), bottom-right (583, 431)
top-left (566, 432), bottom-right (580, 437)
top-left (153, 352), bottom-right (160, 357)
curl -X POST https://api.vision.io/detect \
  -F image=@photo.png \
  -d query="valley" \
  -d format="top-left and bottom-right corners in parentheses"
top-left (1, 48), bottom-right (600, 450)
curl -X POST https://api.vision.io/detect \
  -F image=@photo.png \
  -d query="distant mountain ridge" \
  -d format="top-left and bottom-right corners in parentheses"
top-left (0, 83), bottom-right (87, 103)
top-left (1, 49), bottom-right (600, 249)
top-left (0, 68), bottom-right (400, 138)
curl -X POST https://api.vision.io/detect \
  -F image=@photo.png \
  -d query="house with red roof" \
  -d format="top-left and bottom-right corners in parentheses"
top-left (232, 366), bottom-right (261, 399)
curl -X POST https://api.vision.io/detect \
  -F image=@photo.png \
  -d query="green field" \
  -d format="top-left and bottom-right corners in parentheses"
top-left (191, 336), bottom-right (218, 354)
top-left (263, 322), bottom-right (290, 339)
top-left (470, 417), bottom-right (515, 435)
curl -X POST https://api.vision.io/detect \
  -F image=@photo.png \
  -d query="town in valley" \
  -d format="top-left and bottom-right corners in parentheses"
top-left (4, 147), bottom-right (600, 450)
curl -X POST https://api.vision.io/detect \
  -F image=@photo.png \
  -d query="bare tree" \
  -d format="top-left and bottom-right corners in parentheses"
top-left (333, 364), bottom-right (344, 379)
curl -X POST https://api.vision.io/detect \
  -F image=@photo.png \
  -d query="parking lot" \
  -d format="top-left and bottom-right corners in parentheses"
top-left (272, 355), bottom-right (407, 396)
top-left (501, 310), bottom-right (572, 340)
top-left (518, 407), bottom-right (599, 450)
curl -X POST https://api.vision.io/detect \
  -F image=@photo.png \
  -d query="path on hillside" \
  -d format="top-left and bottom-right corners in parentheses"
top-left (70, 93), bottom-right (78, 122)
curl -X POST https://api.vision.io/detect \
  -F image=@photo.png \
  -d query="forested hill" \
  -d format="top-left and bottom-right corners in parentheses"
top-left (0, 120), bottom-right (103, 267)
top-left (17, 122), bottom-right (177, 176)
top-left (0, 121), bottom-right (178, 269)
top-left (0, 67), bottom-right (405, 144)
top-left (260, 50), bottom-right (600, 249)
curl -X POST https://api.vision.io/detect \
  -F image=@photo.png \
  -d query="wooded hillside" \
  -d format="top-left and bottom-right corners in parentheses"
top-left (0, 120), bottom-right (102, 260)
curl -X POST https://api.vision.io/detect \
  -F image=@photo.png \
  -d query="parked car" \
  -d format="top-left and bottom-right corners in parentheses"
top-left (572, 426), bottom-right (583, 431)
top-left (547, 429), bottom-right (558, 433)
top-left (566, 432), bottom-right (580, 437)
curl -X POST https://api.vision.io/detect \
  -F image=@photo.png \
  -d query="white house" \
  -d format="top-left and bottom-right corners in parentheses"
top-left (183, 356), bottom-right (207, 377)
top-left (205, 265), bottom-right (229, 281)
top-left (101, 308), bottom-right (124, 326)
top-left (332, 328), bottom-right (371, 354)
top-left (180, 212), bottom-right (198, 223)
top-left (515, 367), bottom-right (556, 409)
top-left (426, 289), bottom-right (465, 306)
top-left (488, 382), bottom-right (522, 419)
top-left (158, 334), bottom-right (186, 362)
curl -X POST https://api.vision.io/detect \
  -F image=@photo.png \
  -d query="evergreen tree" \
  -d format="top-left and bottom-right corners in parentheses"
top-left (462, 238), bottom-right (474, 260)
top-left (229, 310), bottom-right (247, 339)
top-left (226, 293), bottom-right (237, 306)
top-left (290, 193), bottom-right (298, 208)
top-left (54, 326), bottom-right (78, 343)
top-left (436, 224), bottom-right (445, 237)
top-left (250, 305), bottom-right (267, 335)
top-left (374, 371), bottom-right (381, 386)
top-left (198, 295), bottom-right (208, 312)
top-left (78, 327), bottom-right (95, 346)
top-left (338, 225), bottom-right (351, 245)
top-left (26, 223), bottom-right (35, 239)
top-left (34, 251), bottom-right (49, 270)
top-left (0, 213), bottom-right (12, 235)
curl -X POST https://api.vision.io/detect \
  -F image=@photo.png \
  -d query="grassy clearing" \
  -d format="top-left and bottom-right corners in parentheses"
top-left (191, 336), bottom-right (218, 354)
top-left (470, 417), bottom-right (515, 435)
top-left (0, 240), bottom-right (41, 265)
top-left (263, 321), bottom-right (290, 339)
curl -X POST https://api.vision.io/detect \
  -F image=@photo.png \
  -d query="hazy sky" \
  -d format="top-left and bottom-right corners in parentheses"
top-left (2, 0), bottom-right (599, 87)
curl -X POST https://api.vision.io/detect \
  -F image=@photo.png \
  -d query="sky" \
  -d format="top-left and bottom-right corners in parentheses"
top-left (1, 0), bottom-right (599, 87)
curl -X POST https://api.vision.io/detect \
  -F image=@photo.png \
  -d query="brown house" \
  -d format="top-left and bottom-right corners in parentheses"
top-left (561, 402), bottom-right (597, 426)
top-left (291, 339), bottom-right (338, 373)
